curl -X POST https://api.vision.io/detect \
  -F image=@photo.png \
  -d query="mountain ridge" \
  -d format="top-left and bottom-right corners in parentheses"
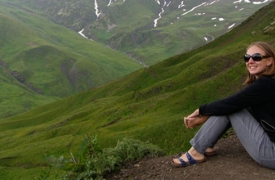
top-left (3, 0), bottom-right (272, 65)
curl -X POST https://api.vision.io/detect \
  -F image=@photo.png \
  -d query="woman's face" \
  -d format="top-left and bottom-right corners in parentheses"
top-left (246, 45), bottom-right (273, 77)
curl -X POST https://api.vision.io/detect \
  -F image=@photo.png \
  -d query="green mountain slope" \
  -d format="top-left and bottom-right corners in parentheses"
top-left (0, 65), bottom-right (57, 117)
top-left (2, 0), bottom-right (271, 65)
top-left (0, 1), bottom-right (275, 179)
top-left (0, 2), bottom-right (142, 118)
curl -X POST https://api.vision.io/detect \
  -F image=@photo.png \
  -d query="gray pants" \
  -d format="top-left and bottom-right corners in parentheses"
top-left (190, 109), bottom-right (275, 169)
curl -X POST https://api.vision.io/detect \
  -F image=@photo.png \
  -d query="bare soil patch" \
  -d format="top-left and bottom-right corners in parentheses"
top-left (105, 134), bottom-right (275, 180)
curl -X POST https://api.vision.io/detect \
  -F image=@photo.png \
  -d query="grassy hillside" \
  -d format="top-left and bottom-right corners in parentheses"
top-left (0, 1), bottom-right (275, 179)
top-left (0, 66), bottom-right (57, 117)
top-left (1, 0), bottom-right (270, 65)
top-left (0, 2), bottom-right (142, 118)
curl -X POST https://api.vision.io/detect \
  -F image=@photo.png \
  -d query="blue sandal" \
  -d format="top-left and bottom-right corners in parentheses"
top-left (171, 152), bottom-right (206, 167)
top-left (173, 149), bottom-right (217, 158)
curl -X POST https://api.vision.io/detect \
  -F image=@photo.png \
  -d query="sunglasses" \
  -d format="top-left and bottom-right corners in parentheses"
top-left (244, 53), bottom-right (270, 62)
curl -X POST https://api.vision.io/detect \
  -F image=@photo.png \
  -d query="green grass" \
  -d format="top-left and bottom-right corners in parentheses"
top-left (0, 1), bottom-right (142, 118)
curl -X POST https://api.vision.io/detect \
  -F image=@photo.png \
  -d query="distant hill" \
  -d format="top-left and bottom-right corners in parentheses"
top-left (0, 2), bottom-right (142, 118)
top-left (3, 0), bottom-right (272, 65)
top-left (0, 1), bottom-right (274, 179)
top-left (0, 0), bottom-right (271, 118)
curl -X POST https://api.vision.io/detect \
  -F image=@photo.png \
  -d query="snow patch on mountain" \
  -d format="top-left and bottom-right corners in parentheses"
top-left (252, 0), bottom-right (270, 4)
top-left (154, 8), bottom-right (165, 27)
top-left (153, 0), bottom-right (171, 27)
top-left (228, 23), bottom-right (236, 29)
top-left (78, 29), bottom-right (93, 41)
top-left (79, 29), bottom-right (87, 38)
top-left (108, 0), bottom-right (117, 6)
top-left (178, 1), bottom-right (185, 8)
top-left (94, 0), bottom-right (101, 18)
top-left (234, 0), bottom-right (270, 4)
top-left (181, 2), bottom-right (207, 16)
top-left (155, 0), bottom-right (161, 5)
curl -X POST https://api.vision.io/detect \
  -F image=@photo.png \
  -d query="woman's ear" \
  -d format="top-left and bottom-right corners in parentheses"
top-left (266, 57), bottom-right (273, 66)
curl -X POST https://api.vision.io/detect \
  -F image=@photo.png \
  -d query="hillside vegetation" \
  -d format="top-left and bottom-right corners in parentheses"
top-left (1, 0), bottom-right (271, 65)
top-left (0, 2), bottom-right (142, 118)
top-left (0, 1), bottom-right (275, 179)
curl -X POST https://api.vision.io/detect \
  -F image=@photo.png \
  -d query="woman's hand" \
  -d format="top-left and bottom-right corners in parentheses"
top-left (184, 116), bottom-right (209, 128)
top-left (186, 109), bottom-right (200, 118)
top-left (184, 109), bottom-right (209, 128)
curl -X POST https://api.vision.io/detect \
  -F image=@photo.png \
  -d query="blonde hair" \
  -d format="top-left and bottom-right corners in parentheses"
top-left (244, 41), bottom-right (275, 85)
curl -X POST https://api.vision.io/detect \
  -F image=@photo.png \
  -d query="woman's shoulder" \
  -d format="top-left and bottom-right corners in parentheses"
top-left (257, 75), bottom-right (275, 82)
top-left (255, 75), bottom-right (275, 89)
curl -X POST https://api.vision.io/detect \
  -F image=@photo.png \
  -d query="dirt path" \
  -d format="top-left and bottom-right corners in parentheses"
top-left (106, 134), bottom-right (275, 180)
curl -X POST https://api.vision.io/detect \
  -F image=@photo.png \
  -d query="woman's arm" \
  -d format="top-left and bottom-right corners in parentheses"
top-left (199, 76), bottom-right (273, 116)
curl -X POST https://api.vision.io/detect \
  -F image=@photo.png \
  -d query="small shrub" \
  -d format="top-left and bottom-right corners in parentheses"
top-left (45, 135), bottom-right (165, 180)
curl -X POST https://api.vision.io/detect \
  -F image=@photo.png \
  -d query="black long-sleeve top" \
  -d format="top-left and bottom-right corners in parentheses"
top-left (199, 75), bottom-right (275, 143)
